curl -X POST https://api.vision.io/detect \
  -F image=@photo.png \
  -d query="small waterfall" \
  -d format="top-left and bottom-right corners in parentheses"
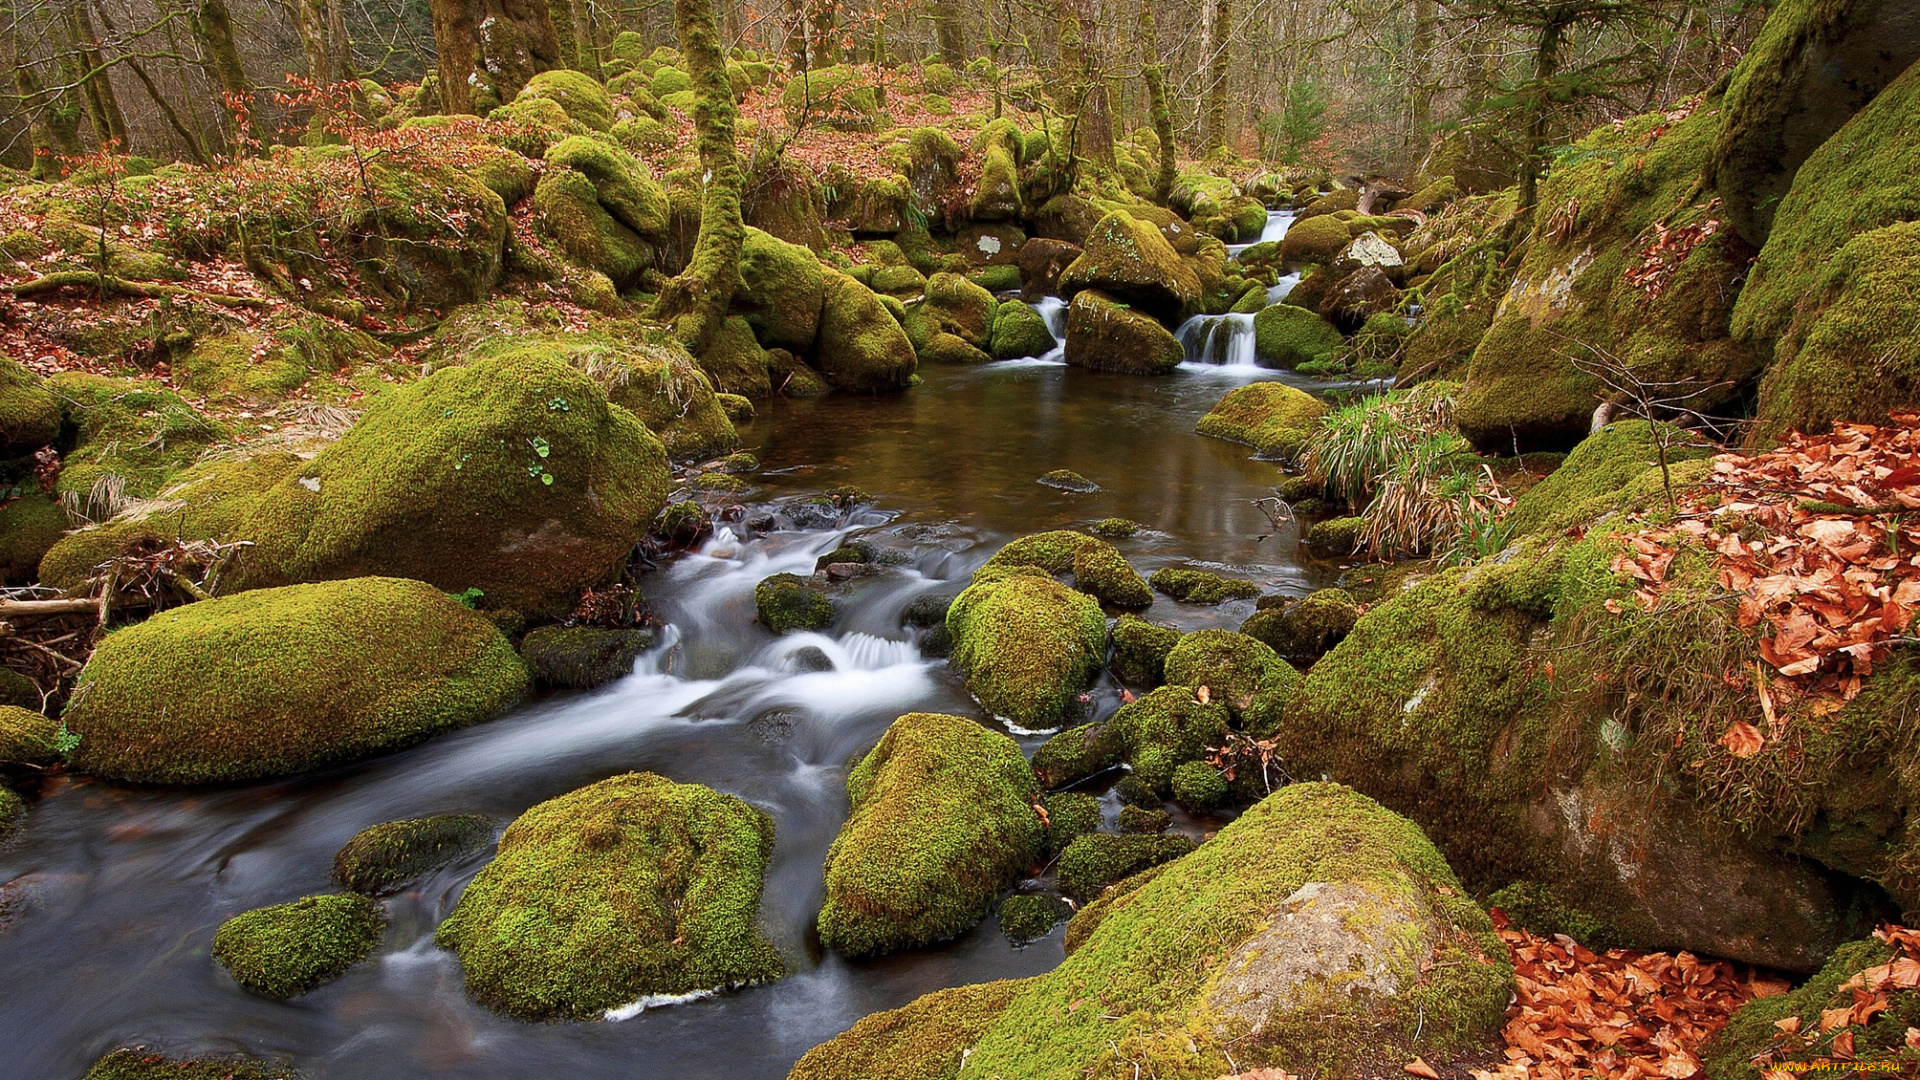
top-left (1029, 296), bottom-right (1068, 363)
top-left (1226, 210), bottom-right (1295, 257)
top-left (1267, 273), bottom-right (1301, 304)
top-left (1175, 312), bottom-right (1259, 367)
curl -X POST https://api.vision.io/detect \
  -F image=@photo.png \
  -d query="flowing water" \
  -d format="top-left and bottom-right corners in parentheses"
top-left (0, 349), bottom-right (1340, 1079)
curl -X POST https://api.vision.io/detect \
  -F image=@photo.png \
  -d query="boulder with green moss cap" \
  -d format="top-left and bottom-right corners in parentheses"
top-left (0, 494), bottom-right (66, 585)
top-left (212, 893), bottom-right (385, 999)
top-left (1241, 588), bottom-right (1360, 659)
top-left (920, 272), bottom-right (995, 348)
top-left (733, 228), bottom-right (825, 352)
top-left (1163, 629), bottom-right (1299, 736)
top-left (0, 705), bottom-right (60, 766)
top-left (1031, 721), bottom-right (1123, 788)
top-left (988, 301), bottom-right (1055, 360)
top-left (44, 373), bottom-right (231, 498)
top-left (1063, 289), bottom-right (1182, 375)
top-left (1057, 211), bottom-right (1202, 321)
top-left (977, 529), bottom-right (1151, 607)
top-left (513, 69), bottom-right (615, 132)
top-left (999, 894), bottom-right (1073, 945)
top-left (65, 578), bottom-right (528, 784)
top-left (1056, 832), bottom-right (1196, 901)
top-left (1041, 791), bottom-right (1101, 853)
top-left (1251, 305), bottom-right (1344, 371)
top-left (535, 136), bottom-right (669, 286)
top-left (756, 572), bottom-right (835, 633)
top-left (0, 355), bottom-right (59, 458)
top-left (947, 571), bottom-right (1106, 731)
top-left (1108, 684), bottom-right (1231, 792)
top-left (332, 814), bottom-right (493, 894)
top-left (814, 271), bottom-right (918, 392)
top-left (1704, 934), bottom-right (1920, 1078)
top-left (436, 771), bottom-right (782, 1019)
top-left (818, 712), bottom-right (1045, 956)
top-left (519, 625), bottom-right (657, 688)
top-left (1148, 566), bottom-right (1260, 604)
top-left (233, 349), bottom-right (670, 616)
top-left (1110, 614), bottom-right (1179, 687)
top-left (786, 978), bottom-right (1032, 1080)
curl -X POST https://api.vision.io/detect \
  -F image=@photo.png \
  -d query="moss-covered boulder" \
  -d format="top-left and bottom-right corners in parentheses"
top-left (0, 705), bottom-right (60, 765)
top-left (734, 228), bottom-right (825, 352)
top-left (65, 578), bottom-right (528, 784)
top-left (44, 373), bottom-right (231, 498)
top-left (519, 625), bottom-right (657, 688)
top-left (212, 893), bottom-right (384, 998)
top-left (1455, 101), bottom-right (1760, 453)
top-left (780, 65), bottom-right (884, 129)
top-left (332, 813), bottom-right (493, 894)
top-left (0, 782), bottom-right (20, 839)
top-left (0, 355), bottom-right (59, 457)
top-left (1031, 721), bottom-right (1124, 789)
top-left (1251, 304), bottom-right (1343, 370)
top-left (1149, 567), bottom-right (1259, 604)
top-left (1195, 381), bottom-right (1329, 461)
top-left (234, 350), bottom-right (670, 616)
top-left (1063, 289), bottom-right (1182, 376)
top-left (815, 271), bottom-right (918, 392)
top-left (1056, 831), bottom-right (1197, 901)
top-left (1108, 684), bottom-right (1232, 792)
top-left (1704, 933), bottom-right (1920, 1078)
top-left (0, 494), bottom-right (65, 585)
top-left (436, 772), bottom-right (782, 1019)
top-left (514, 69), bottom-right (615, 132)
top-left (937, 783), bottom-right (1514, 1078)
top-left (988, 300), bottom-right (1055, 360)
top-left (697, 315), bottom-right (773, 398)
top-left (977, 529), bottom-right (1151, 607)
top-left (1507, 420), bottom-right (1711, 538)
top-left (920, 272), bottom-right (996, 348)
top-left (1110, 614), bottom-right (1180, 687)
top-left (755, 572), bottom-right (835, 633)
top-left (535, 136), bottom-right (669, 286)
top-left (1278, 213), bottom-right (1353, 269)
top-left (787, 978), bottom-right (1032, 1080)
top-left (818, 713), bottom-right (1045, 956)
top-left (970, 119), bottom-right (1024, 222)
top-left (80, 1049), bottom-right (297, 1080)
top-left (1057, 212), bottom-right (1201, 321)
top-left (1734, 58), bottom-right (1920, 438)
top-left (1240, 588), bottom-right (1359, 659)
top-left (947, 571), bottom-right (1106, 731)
top-left (999, 894), bottom-right (1073, 944)
top-left (1164, 630), bottom-right (1299, 736)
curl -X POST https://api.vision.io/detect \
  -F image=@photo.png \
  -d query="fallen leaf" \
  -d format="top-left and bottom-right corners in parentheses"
top-left (1404, 1059), bottom-right (1440, 1080)
top-left (1719, 722), bottom-right (1764, 758)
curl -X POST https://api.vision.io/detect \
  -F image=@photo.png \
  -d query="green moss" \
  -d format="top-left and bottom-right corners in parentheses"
top-left (1031, 722), bottom-right (1124, 788)
top-left (988, 301), bottom-right (1054, 360)
top-left (0, 782), bottom-right (20, 839)
top-left (0, 355), bottom-right (60, 457)
top-left (45, 372), bottom-right (231, 497)
top-left (1239, 588), bottom-right (1359, 659)
top-left (1058, 212), bottom-right (1200, 321)
top-left (1303, 514), bottom-right (1365, 554)
top-left (780, 65), bottom-right (884, 128)
top-left (787, 978), bottom-right (1030, 1080)
top-left (1109, 613), bottom-right (1179, 687)
top-left (1507, 420), bottom-right (1711, 538)
top-left (81, 1049), bottom-right (295, 1080)
top-left (699, 314), bottom-right (772, 397)
top-left (818, 713), bottom-right (1044, 956)
top-left (332, 814), bottom-right (493, 895)
top-left (65, 577), bottom-right (529, 784)
top-left (1148, 567), bottom-right (1259, 604)
top-left (920, 272), bottom-right (995, 347)
top-left (1055, 832), bottom-right (1195, 901)
top-left (732, 228), bottom-right (823, 352)
top-left (1108, 685), bottom-right (1231, 792)
top-left (515, 69), bottom-right (615, 132)
top-left (947, 571), bottom-right (1106, 731)
top-left (1250, 304), bottom-right (1343, 372)
top-left (963, 783), bottom-right (1512, 1079)
top-left (999, 894), bottom-right (1073, 945)
top-left (1042, 791), bottom-right (1101, 853)
top-left (1163, 630), bottom-right (1299, 736)
top-left (0, 494), bottom-right (65, 585)
top-left (1090, 516), bottom-right (1138, 538)
top-left (815, 271), bottom-right (917, 392)
top-left (1704, 937), bottom-right (1920, 1078)
top-left (1195, 381), bottom-right (1329, 460)
top-left (970, 120), bottom-right (1023, 222)
top-left (437, 772), bottom-right (779, 1018)
top-left (979, 529), bottom-right (1151, 607)
top-left (174, 312), bottom-right (387, 406)
top-left (519, 625), bottom-right (656, 688)
top-left (968, 265), bottom-right (1021, 294)
top-left (1278, 213), bottom-right (1352, 269)
top-left (1118, 804), bottom-right (1172, 833)
top-left (234, 349), bottom-right (670, 616)
top-left (212, 893), bottom-right (384, 998)
top-left (1170, 760), bottom-right (1230, 811)
top-left (1484, 881), bottom-right (1619, 949)
top-left (755, 572), bottom-right (834, 633)
top-left (0, 705), bottom-right (60, 765)
top-left (535, 136), bottom-right (669, 286)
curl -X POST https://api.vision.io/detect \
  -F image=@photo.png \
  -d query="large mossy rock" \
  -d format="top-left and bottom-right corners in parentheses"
top-left (514, 69), bottom-right (615, 132)
top-left (969, 119), bottom-right (1024, 222)
top-left (81, 1049), bottom-right (295, 1080)
top-left (1455, 101), bottom-right (1761, 453)
top-left (0, 494), bottom-right (66, 585)
top-left (920, 272), bottom-right (995, 348)
top-left (1505, 420), bottom-right (1712, 538)
top-left (312, 146), bottom-right (510, 308)
top-left (1163, 629), bottom-right (1299, 737)
top-left (787, 978), bottom-right (1031, 1080)
top-left (1277, 213), bottom-right (1352, 268)
top-left (0, 705), bottom-right (60, 765)
top-left (1251, 303), bottom-right (1343, 369)
top-left (1707, 0), bottom-right (1920, 248)
top-left (1057, 211), bottom-right (1201, 321)
top-left (436, 772), bottom-right (782, 1019)
top-left (977, 529), bottom-right (1151, 607)
top-left (1734, 59), bottom-right (1920, 438)
top-left (0, 355), bottom-right (59, 457)
top-left (1278, 524), bottom-right (1887, 971)
top-left (814, 271), bottom-right (918, 392)
top-left (818, 713), bottom-right (1045, 956)
top-left (234, 350), bottom-right (670, 616)
top-left (1063, 289), bottom-right (1182, 376)
top-left (1195, 382), bottom-right (1329, 460)
top-left (332, 813), bottom-right (493, 894)
top-left (65, 578), bottom-right (528, 784)
top-left (45, 373), bottom-right (231, 497)
top-left (820, 783), bottom-right (1514, 1080)
top-left (212, 893), bottom-right (384, 998)
top-left (534, 136), bottom-right (669, 287)
top-left (947, 571), bottom-right (1106, 731)
top-left (734, 228), bottom-right (825, 352)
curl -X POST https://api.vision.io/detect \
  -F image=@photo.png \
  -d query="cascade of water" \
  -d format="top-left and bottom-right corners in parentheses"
top-left (1225, 211), bottom-right (1295, 257)
top-left (1267, 272), bottom-right (1302, 305)
top-left (1174, 312), bottom-right (1259, 367)
top-left (1029, 296), bottom-right (1068, 362)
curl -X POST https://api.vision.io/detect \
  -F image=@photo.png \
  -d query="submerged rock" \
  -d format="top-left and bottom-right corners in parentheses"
top-left (65, 578), bottom-right (528, 785)
top-left (212, 893), bottom-right (385, 999)
top-left (332, 814), bottom-right (493, 895)
top-left (436, 772), bottom-right (782, 1019)
top-left (818, 713), bottom-right (1045, 956)
top-left (947, 571), bottom-right (1106, 731)
top-left (519, 626), bottom-right (657, 689)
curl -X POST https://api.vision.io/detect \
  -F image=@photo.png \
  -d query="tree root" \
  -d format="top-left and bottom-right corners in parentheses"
top-left (8, 271), bottom-right (273, 309)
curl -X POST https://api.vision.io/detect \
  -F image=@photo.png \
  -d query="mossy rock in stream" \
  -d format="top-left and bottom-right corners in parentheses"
top-left (0, 705), bottom-right (61, 765)
top-left (976, 529), bottom-right (1150, 607)
top-left (81, 1049), bottom-right (297, 1080)
top-left (1107, 684), bottom-right (1231, 793)
top-left (332, 814), bottom-right (494, 895)
top-left (947, 571), bottom-right (1106, 731)
top-left (1055, 832), bottom-right (1196, 902)
top-left (814, 271), bottom-right (918, 392)
top-left (232, 349), bottom-right (670, 617)
top-left (0, 783), bottom-right (22, 840)
top-left (1109, 613), bottom-right (1180, 687)
top-left (756, 572), bottom-right (836, 633)
top-left (1163, 629), bottom-right (1300, 737)
top-left (1504, 420), bottom-right (1711, 539)
top-left (999, 894), bottom-right (1074, 945)
top-left (735, 228), bottom-right (825, 352)
top-left (435, 772), bottom-right (782, 1019)
top-left (818, 713), bottom-right (1045, 957)
top-left (1251, 304), bottom-right (1343, 371)
top-left (1031, 721), bottom-right (1125, 789)
top-left (212, 893), bottom-right (385, 999)
top-left (988, 300), bottom-right (1054, 360)
top-left (1042, 791), bottom-right (1101, 854)
top-left (64, 578), bottom-right (529, 784)
top-left (1195, 381), bottom-right (1330, 460)
top-left (1240, 587), bottom-right (1361, 660)
top-left (518, 625), bottom-right (658, 688)
top-left (1148, 566), bottom-right (1259, 604)
top-left (786, 978), bottom-right (1033, 1080)
top-left (1061, 289), bottom-right (1183, 376)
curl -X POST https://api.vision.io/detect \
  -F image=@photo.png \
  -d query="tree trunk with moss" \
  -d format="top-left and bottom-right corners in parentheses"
top-left (1141, 6), bottom-right (1175, 203)
top-left (190, 0), bottom-right (257, 148)
top-left (808, 0), bottom-right (839, 68)
top-left (428, 0), bottom-right (560, 114)
top-left (547, 0), bottom-right (579, 72)
top-left (1203, 0), bottom-right (1230, 153)
top-left (59, 0), bottom-right (128, 150)
top-left (932, 0), bottom-right (965, 65)
top-left (648, 0), bottom-right (744, 356)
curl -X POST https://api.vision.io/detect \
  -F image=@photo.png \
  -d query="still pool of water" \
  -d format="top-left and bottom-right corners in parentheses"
top-left (0, 359), bottom-right (1339, 1080)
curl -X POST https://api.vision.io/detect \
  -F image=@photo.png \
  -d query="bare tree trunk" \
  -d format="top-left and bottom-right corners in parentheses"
top-left (1410, 0), bottom-right (1435, 146)
top-left (1203, 0), bottom-right (1229, 153)
top-left (428, 0), bottom-right (560, 114)
top-left (62, 1), bottom-right (129, 149)
top-left (649, 0), bottom-right (744, 355)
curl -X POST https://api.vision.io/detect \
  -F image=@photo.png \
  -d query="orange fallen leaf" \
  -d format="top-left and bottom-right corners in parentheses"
top-left (1719, 722), bottom-right (1764, 758)
top-left (1404, 1058), bottom-right (1441, 1080)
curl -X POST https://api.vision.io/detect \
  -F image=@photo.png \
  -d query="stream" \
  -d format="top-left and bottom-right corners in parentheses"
top-left (0, 314), bottom-right (1344, 1078)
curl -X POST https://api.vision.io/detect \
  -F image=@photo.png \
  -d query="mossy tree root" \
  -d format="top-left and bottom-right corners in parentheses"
top-left (8, 271), bottom-right (273, 309)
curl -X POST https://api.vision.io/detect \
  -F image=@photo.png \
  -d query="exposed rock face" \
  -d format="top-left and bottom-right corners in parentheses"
top-left (1063, 289), bottom-right (1183, 375)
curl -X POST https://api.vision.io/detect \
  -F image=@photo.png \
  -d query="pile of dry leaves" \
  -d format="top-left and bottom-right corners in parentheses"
top-left (1606, 415), bottom-right (1920, 754)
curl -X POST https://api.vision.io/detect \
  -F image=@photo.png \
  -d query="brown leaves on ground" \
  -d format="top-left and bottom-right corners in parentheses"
top-left (1608, 415), bottom-right (1920, 745)
top-left (1477, 909), bottom-right (1786, 1080)
top-left (1752, 924), bottom-right (1920, 1074)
